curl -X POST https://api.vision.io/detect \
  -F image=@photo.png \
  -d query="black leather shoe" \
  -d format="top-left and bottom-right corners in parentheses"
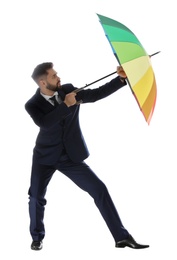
top-left (116, 235), bottom-right (149, 249)
top-left (31, 240), bottom-right (43, 250)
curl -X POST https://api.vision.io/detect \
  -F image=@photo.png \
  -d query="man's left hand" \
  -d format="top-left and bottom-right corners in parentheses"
top-left (117, 66), bottom-right (127, 78)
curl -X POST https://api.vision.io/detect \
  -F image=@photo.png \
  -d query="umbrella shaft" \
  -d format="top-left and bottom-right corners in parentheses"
top-left (149, 51), bottom-right (160, 57)
top-left (74, 71), bottom-right (117, 93)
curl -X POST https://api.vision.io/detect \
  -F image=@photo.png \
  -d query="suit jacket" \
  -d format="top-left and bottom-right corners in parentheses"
top-left (25, 76), bottom-right (126, 164)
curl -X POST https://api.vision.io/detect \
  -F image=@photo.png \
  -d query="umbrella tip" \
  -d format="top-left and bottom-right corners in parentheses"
top-left (149, 51), bottom-right (161, 57)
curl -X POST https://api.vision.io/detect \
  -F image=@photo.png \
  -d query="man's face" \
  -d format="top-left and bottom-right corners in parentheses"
top-left (45, 68), bottom-right (61, 91)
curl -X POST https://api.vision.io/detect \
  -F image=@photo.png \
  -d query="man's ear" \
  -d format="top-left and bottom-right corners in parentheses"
top-left (39, 79), bottom-right (46, 88)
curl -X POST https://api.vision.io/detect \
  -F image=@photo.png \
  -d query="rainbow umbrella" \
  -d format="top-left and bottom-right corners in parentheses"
top-left (97, 14), bottom-right (158, 124)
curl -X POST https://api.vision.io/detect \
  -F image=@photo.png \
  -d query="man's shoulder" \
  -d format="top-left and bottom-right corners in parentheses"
top-left (25, 88), bottom-right (41, 109)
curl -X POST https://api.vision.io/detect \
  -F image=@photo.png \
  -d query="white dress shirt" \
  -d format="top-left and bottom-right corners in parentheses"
top-left (40, 92), bottom-right (62, 105)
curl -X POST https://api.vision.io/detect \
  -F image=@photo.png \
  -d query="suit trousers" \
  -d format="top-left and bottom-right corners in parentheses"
top-left (28, 153), bottom-right (129, 242)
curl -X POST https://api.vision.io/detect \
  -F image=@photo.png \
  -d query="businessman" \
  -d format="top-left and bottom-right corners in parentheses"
top-left (25, 62), bottom-right (149, 250)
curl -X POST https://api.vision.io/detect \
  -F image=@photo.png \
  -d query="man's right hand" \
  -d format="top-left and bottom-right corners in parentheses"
top-left (64, 92), bottom-right (77, 107)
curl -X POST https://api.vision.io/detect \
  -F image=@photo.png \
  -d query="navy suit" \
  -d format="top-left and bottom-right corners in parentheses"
top-left (25, 76), bottom-right (129, 242)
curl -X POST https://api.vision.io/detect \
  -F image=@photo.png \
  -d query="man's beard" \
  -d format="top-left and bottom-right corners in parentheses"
top-left (46, 82), bottom-right (59, 92)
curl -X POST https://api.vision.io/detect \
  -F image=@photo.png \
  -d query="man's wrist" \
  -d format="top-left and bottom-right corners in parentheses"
top-left (119, 76), bottom-right (127, 83)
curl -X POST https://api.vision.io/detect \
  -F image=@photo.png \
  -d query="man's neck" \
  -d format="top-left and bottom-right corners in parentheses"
top-left (40, 89), bottom-right (56, 96)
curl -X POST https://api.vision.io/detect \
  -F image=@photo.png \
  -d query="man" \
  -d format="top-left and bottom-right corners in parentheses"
top-left (25, 62), bottom-right (149, 250)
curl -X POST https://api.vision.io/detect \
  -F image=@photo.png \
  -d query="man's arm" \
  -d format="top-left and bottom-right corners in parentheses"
top-left (76, 76), bottom-right (127, 104)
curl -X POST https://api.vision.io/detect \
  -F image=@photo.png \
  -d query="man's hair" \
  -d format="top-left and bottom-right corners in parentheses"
top-left (31, 62), bottom-right (53, 82)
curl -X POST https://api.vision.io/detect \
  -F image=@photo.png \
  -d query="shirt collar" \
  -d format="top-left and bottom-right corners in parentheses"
top-left (40, 91), bottom-right (58, 101)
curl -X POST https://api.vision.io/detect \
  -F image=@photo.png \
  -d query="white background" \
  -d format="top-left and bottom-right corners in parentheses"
top-left (0, 0), bottom-right (176, 259)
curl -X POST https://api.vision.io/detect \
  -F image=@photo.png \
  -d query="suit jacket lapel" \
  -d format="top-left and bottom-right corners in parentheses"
top-left (35, 88), bottom-right (55, 111)
top-left (35, 88), bottom-right (66, 110)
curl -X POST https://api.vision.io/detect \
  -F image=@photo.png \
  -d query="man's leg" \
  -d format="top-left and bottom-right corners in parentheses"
top-left (28, 158), bottom-right (55, 241)
top-left (57, 158), bottom-right (129, 242)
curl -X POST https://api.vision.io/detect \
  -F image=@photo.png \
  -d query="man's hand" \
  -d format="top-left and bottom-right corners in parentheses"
top-left (64, 92), bottom-right (77, 107)
top-left (117, 66), bottom-right (127, 78)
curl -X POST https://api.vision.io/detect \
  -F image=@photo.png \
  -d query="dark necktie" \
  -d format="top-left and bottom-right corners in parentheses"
top-left (49, 96), bottom-right (59, 106)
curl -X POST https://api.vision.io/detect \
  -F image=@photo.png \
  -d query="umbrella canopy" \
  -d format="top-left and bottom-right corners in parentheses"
top-left (97, 14), bottom-right (157, 124)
